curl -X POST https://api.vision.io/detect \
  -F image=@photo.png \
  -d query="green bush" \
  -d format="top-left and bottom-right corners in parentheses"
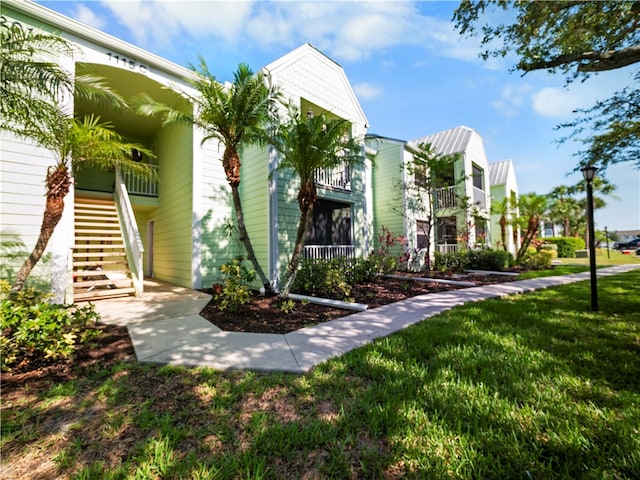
top-left (1, 281), bottom-right (100, 371)
top-left (517, 250), bottom-right (554, 270)
top-left (465, 249), bottom-right (512, 271)
top-left (434, 251), bottom-right (467, 273)
top-left (539, 243), bottom-right (559, 259)
top-left (544, 237), bottom-right (585, 258)
top-left (292, 257), bottom-right (352, 299)
top-left (216, 256), bottom-right (256, 312)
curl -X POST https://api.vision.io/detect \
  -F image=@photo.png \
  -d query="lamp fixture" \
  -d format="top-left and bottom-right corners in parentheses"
top-left (581, 165), bottom-right (597, 182)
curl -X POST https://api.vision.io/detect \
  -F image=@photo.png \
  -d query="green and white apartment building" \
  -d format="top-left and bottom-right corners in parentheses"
top-left (1, 0), bottom-right (518, 303)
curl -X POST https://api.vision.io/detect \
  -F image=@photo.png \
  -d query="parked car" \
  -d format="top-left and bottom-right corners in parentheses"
top-left (614, 238), bottom-right (640, 250)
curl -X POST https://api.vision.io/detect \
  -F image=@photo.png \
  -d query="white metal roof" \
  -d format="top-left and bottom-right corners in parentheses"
top-left (489, 159), bottom-right (513, 186)
top-left (412, 125), bottom-right (477, 155)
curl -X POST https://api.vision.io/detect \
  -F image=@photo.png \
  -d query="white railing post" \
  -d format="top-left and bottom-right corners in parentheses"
top-left (303, 245), bottom-right (355, 261)
top-left (122, 164), bottom-right (158, 196)
top-left (115, 169), bottom-right (144, 296)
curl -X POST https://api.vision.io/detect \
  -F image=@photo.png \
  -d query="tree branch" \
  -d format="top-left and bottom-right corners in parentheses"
top-left (520, 45), bottom-right (640, 73)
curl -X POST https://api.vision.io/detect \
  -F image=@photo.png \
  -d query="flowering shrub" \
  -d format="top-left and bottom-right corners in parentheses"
top-left (1, 281), bottom-right (100, 371)
top-left (216, 256), bottom-right (256, 312)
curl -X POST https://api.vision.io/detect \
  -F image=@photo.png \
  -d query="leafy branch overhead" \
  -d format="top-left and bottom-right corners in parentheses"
top-left (453, 1), bottom-right (640, 171)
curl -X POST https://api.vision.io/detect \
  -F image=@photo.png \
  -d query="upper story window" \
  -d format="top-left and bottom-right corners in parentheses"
top-left (472, 164), bottom-right (484, 191)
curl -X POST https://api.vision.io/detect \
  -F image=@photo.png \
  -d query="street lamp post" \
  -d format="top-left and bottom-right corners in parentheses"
top-left (581, 165), bottom-right (598, 311)
top-left (604, 226), bottom-right (610, 259)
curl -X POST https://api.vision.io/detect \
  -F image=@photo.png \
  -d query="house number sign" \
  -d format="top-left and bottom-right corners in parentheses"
top-left (106, 52), bottom-right (148, 73)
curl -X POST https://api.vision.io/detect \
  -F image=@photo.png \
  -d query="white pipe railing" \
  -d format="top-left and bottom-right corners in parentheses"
top-left (435, 186), bottom-right (457, 209)
top-left (437, 243), bottom-right (458, 254)
top-left (122, 164), bottom-right (158, 196)
top-left (303, 245), bottom-right (355, 261)
top-left (115, 170), bottom-right (144, 296)
top-left (314, 164), bottom-right (351, 190)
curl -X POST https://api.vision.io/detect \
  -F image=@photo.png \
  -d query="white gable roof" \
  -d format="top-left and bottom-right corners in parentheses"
top-left (489, 159), bottom-right (519, 193)
top-left (263, 44), bottom-right (368, 128)
top-left (413, 125), bottom-right (478, 156)
top-left (489, 159), bottom-right (512, 186)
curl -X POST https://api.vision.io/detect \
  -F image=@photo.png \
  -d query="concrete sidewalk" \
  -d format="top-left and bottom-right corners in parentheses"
top-left (94, 265), bottom-right (639, 373)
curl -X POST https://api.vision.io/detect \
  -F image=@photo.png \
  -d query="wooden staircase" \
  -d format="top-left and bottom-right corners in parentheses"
top-left (73, 196), bottom-right (136, 301)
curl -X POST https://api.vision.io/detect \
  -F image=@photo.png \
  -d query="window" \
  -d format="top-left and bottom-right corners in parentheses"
top-left (472, 164), bottom-right (484, 190)
top-left (416, 220), bottom-right (429, 249)
top-left (436, 216), bottom-right (457, 244)
top-left (306, 199), bottom-right (352, 245)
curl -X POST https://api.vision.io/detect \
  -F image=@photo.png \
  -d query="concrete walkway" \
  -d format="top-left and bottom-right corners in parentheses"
top-left (94, 265), bottom-right (639, 373)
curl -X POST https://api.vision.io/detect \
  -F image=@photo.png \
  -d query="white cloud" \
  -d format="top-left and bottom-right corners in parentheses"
top-left (491, 83), bottom-right (533, 118)
top-left (89, 0), bottom-right (489, 65)
top-left (531, 87), bottom-right (582, 119)
top-left (73, 4), bottom-right (106, 31)
top-left (531, 68), bottom-right (635, 119)
top-left (353, 82), bottom-right (383, 101)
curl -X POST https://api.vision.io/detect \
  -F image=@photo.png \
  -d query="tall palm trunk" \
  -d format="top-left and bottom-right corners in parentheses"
top-left (281, 182), bottom-right (316, 297)
top-left (516, 216), bottom-right (539, 262)
top-left (223, 147), bottom-right (274, 295)
top-left (12, 164), bottom-right (70, 292)
top-left (499, 215), bottom-right (508, 251)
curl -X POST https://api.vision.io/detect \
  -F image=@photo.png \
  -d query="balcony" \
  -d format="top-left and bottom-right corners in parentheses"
top-left (435, 186), bottom-right (457, 209)
top-left (437, 243), bottom-right (458, 254)
top-left (314, 164), bottom-right (351, 191)
top-left (122, 164), bottom-right (158, 197)
top-left (303, 245), bottom-right (355, 261)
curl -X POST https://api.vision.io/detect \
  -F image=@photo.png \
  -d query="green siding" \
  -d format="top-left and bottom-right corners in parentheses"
top-left (370, 141), bottom-right (405, 247)
top-left (198, 141), bottom-right (241, 288)
top-left (150, 122), bottom-right (193, 287)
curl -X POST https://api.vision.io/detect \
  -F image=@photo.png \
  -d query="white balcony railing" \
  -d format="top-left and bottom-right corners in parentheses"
top-left (435, 186), bottom-right (457, 209)
top-left (122, 164), bottom-right (158, 196)
top-left (314, 164), bottom-right (351, 191)
top-left (303, 245), bottom-right (355, 261)
top-left (437, 243), bottom-right (458, 254)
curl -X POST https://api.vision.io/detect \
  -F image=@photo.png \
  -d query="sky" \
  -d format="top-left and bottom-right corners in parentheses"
top-left (37, 0), bottom-right (640, 233)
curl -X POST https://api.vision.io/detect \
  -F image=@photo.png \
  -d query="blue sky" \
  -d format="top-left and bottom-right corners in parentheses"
top-left (39, 0), bottom-right (639, 232)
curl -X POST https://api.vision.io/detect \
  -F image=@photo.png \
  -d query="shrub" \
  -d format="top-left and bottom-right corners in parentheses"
top-left (1, 281), bottom-right (100, 371)
top-left (517, 250), bottom-right (554, 270)
top-left (465, 249), bottom-right (512, 271)
top-left (216, 256), bottom-right (256, 312)
top-left (293, 257), bottom-right (352, 299)
top-left (539, 243), bottom-right (559, 259)
top-left (544, 237), bottom-right (585, 258)
top-left (434, 251), bottom-right (467, 273)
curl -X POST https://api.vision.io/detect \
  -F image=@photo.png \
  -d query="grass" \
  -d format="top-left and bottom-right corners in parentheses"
top-left (2, 269), bottom-right (639, 479)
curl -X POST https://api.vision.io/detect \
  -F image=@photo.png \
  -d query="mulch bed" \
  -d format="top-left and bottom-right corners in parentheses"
top-left (2, 272), bottom-right (516, 384)
top-left (200, 273), bottom-right (517, 334)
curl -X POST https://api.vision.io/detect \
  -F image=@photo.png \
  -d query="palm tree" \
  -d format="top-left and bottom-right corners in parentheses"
top-left (1, 17), bottom-right (121, 143)
top-left (2, 17), bottom-right (151, 292)
top-left (491, 197), bottom-right (513, 251)
top-left (136, 60), bottom-right (280, 295)
top-left (267, 107), bottom-right (362, 296)
top-left (11, 115), bottom-right (153, 292)
top-left (514, 192), bottom-right (548, 262)
top-left (1, 16), bottom-right (73, 142)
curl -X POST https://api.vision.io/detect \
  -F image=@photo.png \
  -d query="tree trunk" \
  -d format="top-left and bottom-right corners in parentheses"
top-left (281, 183), bottom-right (316, 297)
top-left (223, 146), bottom-right (274, 295)
top-left (229, 184), bottom-right (275, 296)
top-left (516, 216), bottom-right (539, 262)
top-left (499, 215), bottom-right (508, 251)
top-left (12, 164), bottom-right (70, 293)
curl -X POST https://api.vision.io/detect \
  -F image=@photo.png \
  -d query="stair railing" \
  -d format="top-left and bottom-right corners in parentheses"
top-left (115, 170), bottom-right (144, 296)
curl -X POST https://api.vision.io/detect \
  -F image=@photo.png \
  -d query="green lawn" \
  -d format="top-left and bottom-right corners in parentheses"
top-left (2, 270), bottom-right (639, 479)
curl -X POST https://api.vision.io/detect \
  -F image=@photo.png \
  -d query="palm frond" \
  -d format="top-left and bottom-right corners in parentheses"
top-left (67, 115), bottom-right (156, 180)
